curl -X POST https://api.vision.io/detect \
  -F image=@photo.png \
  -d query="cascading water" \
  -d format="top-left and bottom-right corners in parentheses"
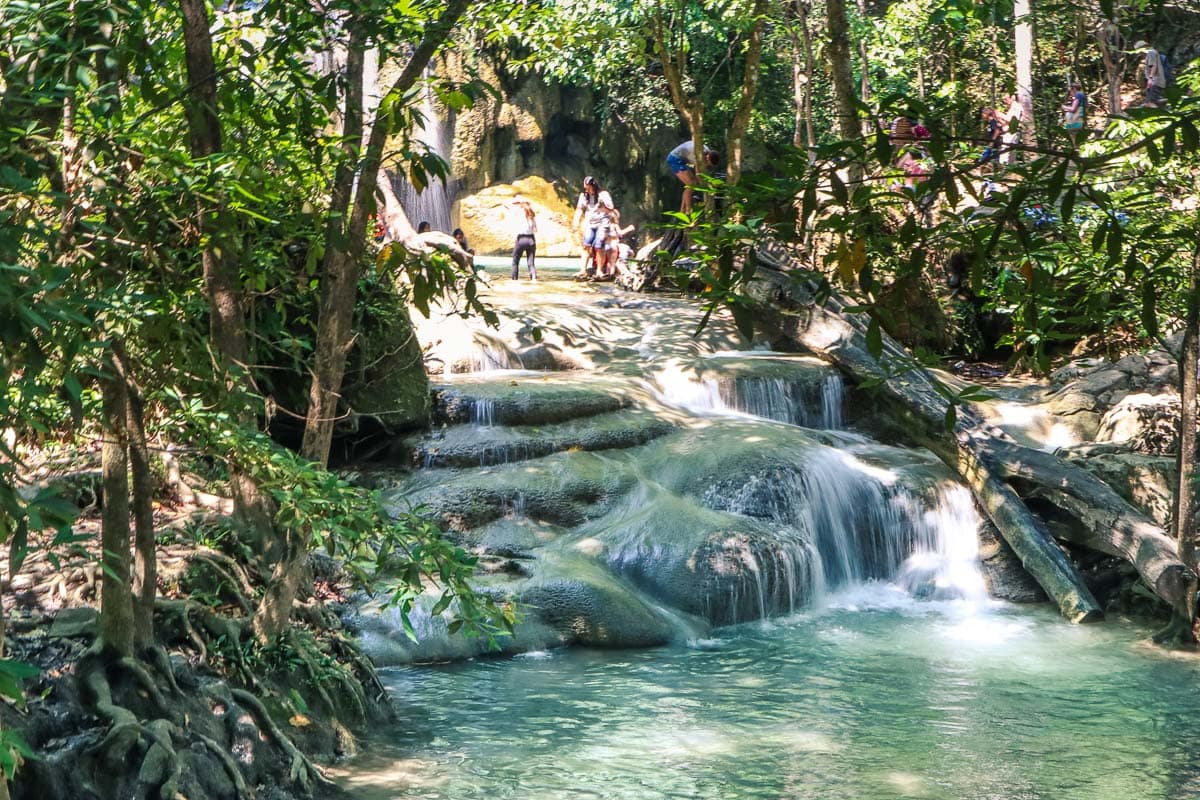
top-left (653, 364), bottom-right (845, 429)
top-left (470, 398), bottom-right (496, 427)
top-left (821, 373), bottom-right (844, 429)
top-left (694, 447), bottom-right (987, 622)
top-left (395, 72), bottom-right (455, 234)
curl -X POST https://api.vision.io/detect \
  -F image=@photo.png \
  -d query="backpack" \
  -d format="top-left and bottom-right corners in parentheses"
top-left (1160, 52), bottom-right (1174, 85)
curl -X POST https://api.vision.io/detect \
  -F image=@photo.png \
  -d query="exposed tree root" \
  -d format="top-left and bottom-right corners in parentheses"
top-left (197, 732), bottom-right (253, 800)
top-left (230, 688), bottom-right (338, 794)
top-left (79, 651), bottom-right (184, 800)
top-left (155, 598), bottom-right (261, 690)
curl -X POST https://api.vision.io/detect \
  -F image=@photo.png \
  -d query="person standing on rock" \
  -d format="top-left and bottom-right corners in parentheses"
top-left (511, 197), bottom-right (537, 281)
top-left (666, 140), bottom-right (719, 214)
top-left (572, 176), bottom-right (614, 279)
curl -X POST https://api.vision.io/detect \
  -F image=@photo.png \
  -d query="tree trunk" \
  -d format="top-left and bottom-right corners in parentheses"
top-left (300, 0), bottom-right (471, 469)
top-left (112, 344), bottom-right (156, 650)
top-left (1013, 0), bottom-right (1037, 151)
top-left (99, 364), bottom-right (135, 659)
top-left (1174, 235), bottom-right (1200, 632)
top-left (789, 0), bottom-right (817, 156)
top-left (856, 0), bottom-right (871, 135)
top-left (652, 0), bottom-right (709, 209)
top-left (1095, 19), bottom-right (1123, 116)
top-left (747, 248), bottom-right (1194, 619)
top-left (825, 0), bottom-right (860, 145)
top-left (178, 0), bottom-right (274, 540)
top-left (726, 0), bottom-right (769, 186)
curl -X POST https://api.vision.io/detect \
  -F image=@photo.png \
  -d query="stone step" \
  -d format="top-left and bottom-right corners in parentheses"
top-left (410, 408), bottom-right (674, 468)
top-left (432, 373), bottom-right (638, 426)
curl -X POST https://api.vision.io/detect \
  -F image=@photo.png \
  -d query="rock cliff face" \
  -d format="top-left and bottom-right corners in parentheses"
top-left (410, 52), bottom-right (680, 254)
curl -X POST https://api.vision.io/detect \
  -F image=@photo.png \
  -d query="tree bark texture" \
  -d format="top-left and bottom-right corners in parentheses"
top-left (1013, 0), bottom-right (1037, 150)
top-left (747, 247), bottom-right (1195, 620)
top-left (726, 0), bottom-right (769, 186)
top-left (1174, 234), bottom-right (1200, 631)
top-left (825, 0), bottom-right (860, 145)
top-left (112, 344), bottom-right (156, 650)
top-left (100, 366), bottom-right (135, 659)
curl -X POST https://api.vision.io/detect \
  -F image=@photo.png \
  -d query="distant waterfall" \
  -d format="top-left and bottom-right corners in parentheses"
top-left (395, 74), bottom-right (455, 234)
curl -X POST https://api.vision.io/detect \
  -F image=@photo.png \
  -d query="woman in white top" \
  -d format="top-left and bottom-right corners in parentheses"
top-left (511, 198), bottom-right (537, 281)
top-left (572, 176), bottom-right (615, 278)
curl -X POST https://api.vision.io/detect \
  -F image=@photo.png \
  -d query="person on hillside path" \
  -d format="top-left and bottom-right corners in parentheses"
top-left (666, 140), bottom-right (720, 214)
top-left (977, 107), bottom-right (1003, 171)
top-left (572, 176), bottom-right (615, 279)
top-left (1062, 83), bottom-right (1086, 148)
top-left (1137, 41), bottom-right (1167, 108)
top-left (511, 198), bottom-right (537, 281)
top-left (1000, 94), bottom-right (1023, 165)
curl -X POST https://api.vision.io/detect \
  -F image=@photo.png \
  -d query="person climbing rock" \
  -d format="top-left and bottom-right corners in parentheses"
top-left (511, 197), bottom-right (537, 281)
top-left (977, 107), bottom-right (1003, 171)
top-left (666, 140), bottom-right (720, 214)
top-left (999, 93), bottom-right (1023, 165)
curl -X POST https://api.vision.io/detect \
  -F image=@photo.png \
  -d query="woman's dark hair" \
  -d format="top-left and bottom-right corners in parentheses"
top-left (452, 228), bottom-right (465, 238)
top-left (417, 221), bottom-right (431, 233)
top-left (583, 175), bottom-right (600, 197)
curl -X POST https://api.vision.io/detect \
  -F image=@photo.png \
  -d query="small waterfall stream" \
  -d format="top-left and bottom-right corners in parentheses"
top-left (652, 361), bottom-right (846, 429)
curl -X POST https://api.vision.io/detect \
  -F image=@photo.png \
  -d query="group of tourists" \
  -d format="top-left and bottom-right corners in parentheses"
top-left (978, 40), bottom-right (1171, 164)
top-left (570, 175), bottom-right (635, 282)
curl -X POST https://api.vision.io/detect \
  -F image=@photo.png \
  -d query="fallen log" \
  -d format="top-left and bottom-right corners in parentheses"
top-left (746, 245), bottom-right (1195, 621)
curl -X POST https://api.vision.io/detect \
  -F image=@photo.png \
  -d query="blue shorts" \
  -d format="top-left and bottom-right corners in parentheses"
top-left (666, 153), bottom-right (691, 175)
top-left (583, 226), bottom-right (611, 249)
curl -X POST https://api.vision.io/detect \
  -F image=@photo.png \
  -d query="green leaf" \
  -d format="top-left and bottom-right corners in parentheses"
top-left (943, 404), bottom-right (957, 432)
top-left (866, 317), bottom-right (883, 359)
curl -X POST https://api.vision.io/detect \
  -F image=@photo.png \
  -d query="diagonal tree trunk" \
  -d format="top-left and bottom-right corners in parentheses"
top-left (256, 0), bottom-right (473, 644)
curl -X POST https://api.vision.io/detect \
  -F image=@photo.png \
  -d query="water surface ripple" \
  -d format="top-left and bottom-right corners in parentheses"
top-left (338, 599), bottom-right (1200, 800)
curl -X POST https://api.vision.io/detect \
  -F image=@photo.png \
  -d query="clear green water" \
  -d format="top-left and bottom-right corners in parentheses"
top-left (338, 596), bottom-right (1200, 800)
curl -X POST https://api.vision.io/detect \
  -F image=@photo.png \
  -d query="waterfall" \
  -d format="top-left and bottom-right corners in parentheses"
top-left (395, 74), bottom-right (455, 234)
top-left (653, 367), bottom-right (844, 429)
top-left (471, 398), bottom-right (496, 427)
top-left (702, 447), bottom-right (986, 621)
top-left (821, 374), bottom-right (844, 429)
